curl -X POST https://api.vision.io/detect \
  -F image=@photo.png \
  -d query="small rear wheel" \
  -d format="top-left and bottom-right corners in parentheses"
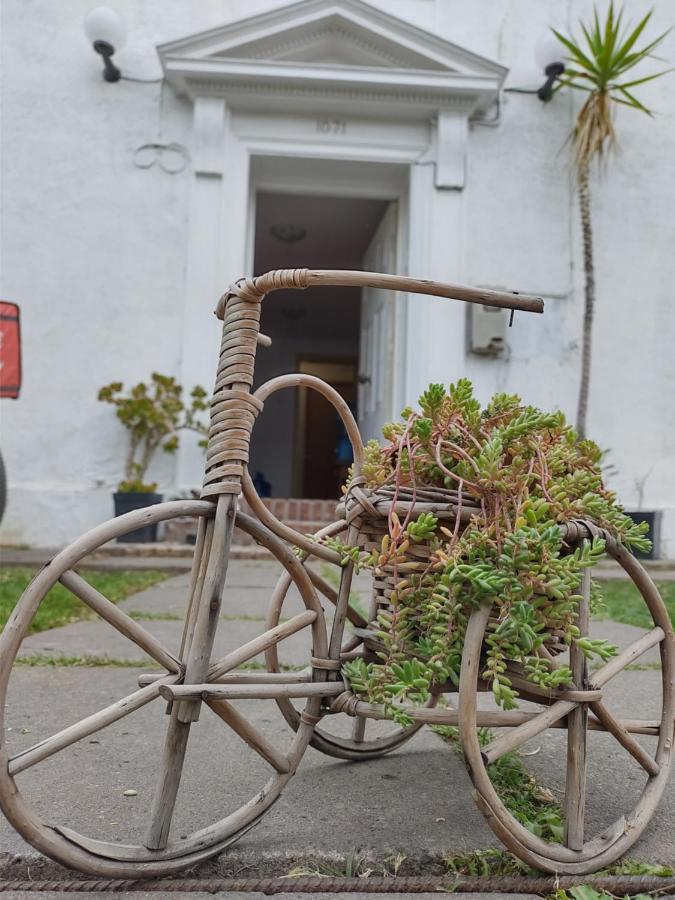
top-left (265, 521), bottom-right (433, 761)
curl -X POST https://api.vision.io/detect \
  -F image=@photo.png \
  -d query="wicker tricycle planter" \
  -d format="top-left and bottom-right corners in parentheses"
top-left (0, 269), bottom-right (672, 877)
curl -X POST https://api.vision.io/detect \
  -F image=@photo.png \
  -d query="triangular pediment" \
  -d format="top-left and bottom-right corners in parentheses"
top-left (159, 0), bottom-right (505, 77)
top-left (158, 0), bottom-right (507, 114)
top-left (211, 14), bottom-right (451, 71)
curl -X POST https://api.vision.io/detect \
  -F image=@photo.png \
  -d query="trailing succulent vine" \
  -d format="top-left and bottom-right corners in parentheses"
top-left (336, 380), bottom-right (649, 725)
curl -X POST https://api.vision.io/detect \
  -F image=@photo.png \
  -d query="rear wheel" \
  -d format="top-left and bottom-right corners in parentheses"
top-left (458, 536), bottom-right (675, 874)
top-left (265, 523), bottom-right (432, 761)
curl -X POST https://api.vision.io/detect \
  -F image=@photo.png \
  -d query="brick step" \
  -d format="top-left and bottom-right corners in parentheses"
top-left (161, 519), bottom-right (337, 546)
top-left (161, 498), bottom-right (341, 547)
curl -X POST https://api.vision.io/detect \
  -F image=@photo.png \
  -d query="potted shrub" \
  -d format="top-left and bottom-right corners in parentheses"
top-left (625, 469), bottom-right (661, 560)
top-left (98, 373), bottom-right (208, 542)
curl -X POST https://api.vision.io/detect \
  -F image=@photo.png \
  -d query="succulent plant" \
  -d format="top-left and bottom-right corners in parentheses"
top-left (336, 380), bottom-right (647, 723)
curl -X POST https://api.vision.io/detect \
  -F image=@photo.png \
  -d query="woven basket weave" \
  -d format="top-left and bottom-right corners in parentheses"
top-left (339, 482), bottom-right (568, 657)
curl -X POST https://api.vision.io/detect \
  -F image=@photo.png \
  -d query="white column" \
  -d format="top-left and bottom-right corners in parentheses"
top-left (403, 126), bottom-right (466, 409)
top-left (176, 97), bottom-right (245, 490)
top-left (435, 110), bottom-right (468, 189)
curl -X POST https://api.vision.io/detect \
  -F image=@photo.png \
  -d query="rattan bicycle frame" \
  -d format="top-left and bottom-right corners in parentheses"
top-left (0, 268), bottom-right (672, 878)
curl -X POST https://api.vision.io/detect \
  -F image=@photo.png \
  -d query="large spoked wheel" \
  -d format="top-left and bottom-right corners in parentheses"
top-left (265, 522), bottom-right (434, 761)
top-left (458, 537), bottom-right (675, 874)
top-left (0, 500), bottom-right (329, 878)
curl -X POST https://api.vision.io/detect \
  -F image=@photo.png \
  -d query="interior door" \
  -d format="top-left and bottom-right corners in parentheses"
top-left (294, 359), bottom-right (357, 498)
top-left (358, 202), bottom-right (398, 443)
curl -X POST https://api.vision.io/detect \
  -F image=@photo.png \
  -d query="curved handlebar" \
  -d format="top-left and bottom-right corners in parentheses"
top-left (216, 268), bottom-right (544, 320)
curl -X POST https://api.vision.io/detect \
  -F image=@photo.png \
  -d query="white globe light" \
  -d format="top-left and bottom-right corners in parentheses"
top-left (535, 28), bottom-right (567, 72)
top-left (84, 7), bottom-right (126, 50)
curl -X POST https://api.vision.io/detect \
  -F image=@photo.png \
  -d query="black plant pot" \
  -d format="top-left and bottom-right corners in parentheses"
top-left (113, 492), bottom-right (163, 543)
top-left (625, 510), bottom-right (661, 560)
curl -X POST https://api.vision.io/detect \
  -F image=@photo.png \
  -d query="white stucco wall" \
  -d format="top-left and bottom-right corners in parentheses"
top-left (1, 0), bottom-right (674, 554)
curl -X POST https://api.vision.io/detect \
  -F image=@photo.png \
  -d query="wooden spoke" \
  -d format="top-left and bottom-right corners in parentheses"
top-left (137, 669), bottom-right (313, 687)
top-left (208, 610), bottom-right (317, 681)
top-left (590, 627), bottom-right (665, 689)
top-left (179, 495), bottom-right (236, 724)
top-left (145, 711), bottom-right (191, 851)
top-left (206, 699), bottom-right (291, 773)
top-left (351, 715), bottom-right (367, 743)
top-left (481, 699), bottom-right (577, 766)
top-left (503, 673), bottom-right (602, 705)
top-left (345, 699), bottom-right (660, 734)
top-left (328, 535), bottom-right (358, 659)
top-left (565, 567), bottom-right (590, 850)
top-left (589, 700), bottom-right (660, 777)
top-left (8, 676), bottom-right (176, 776)
top-left (159, 682), bottom-right (345, 702)
top-left (305, 565), bottom-right (368, 629)
top-left (146, 495), bottom-right (236, 851)
top-left (59, 571), bottom-right (182, 674)
top-left (178, 516), bottom-right (212, 660)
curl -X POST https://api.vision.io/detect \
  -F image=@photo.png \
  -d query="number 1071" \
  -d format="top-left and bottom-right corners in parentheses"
top-left (316, 119), bottom-right (347, 134)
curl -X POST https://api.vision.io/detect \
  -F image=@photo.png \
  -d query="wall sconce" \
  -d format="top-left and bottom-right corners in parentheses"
top-left (534, 30), bottom-right (566, 102)
top-left (84, 7), bottom-right (126, 82)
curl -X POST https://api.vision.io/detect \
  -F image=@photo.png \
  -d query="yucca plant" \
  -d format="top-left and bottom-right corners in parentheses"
top-left (551, 4), bottom-right (671, 437)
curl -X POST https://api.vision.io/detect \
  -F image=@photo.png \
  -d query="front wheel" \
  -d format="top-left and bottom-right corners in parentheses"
top-left (0, 501), bottom-right (329, 877)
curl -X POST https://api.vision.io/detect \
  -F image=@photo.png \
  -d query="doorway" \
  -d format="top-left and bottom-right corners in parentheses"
top-left (250, 188), bottom-right (397, 499)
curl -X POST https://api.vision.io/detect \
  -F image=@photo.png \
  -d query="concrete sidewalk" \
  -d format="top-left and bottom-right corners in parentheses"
top-left (1, 561), bottom-right (674, 897)
top-left (4, 545), bottom-right (675, 579)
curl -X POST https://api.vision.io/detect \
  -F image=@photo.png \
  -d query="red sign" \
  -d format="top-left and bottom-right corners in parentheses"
top-left (0, 302), bottom-right (21, 399)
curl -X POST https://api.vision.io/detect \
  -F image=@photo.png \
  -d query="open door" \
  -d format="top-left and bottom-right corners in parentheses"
top-left (358, 202), bottom-right (398, 443)
top-left (293, 358), bottom-right (357, 498)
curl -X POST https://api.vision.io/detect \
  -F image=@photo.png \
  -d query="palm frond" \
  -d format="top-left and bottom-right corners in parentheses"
top-left (553, 29), bottom-right (600, 74)
top-left (553, 79), bottom-right (593, 94)
top-left (552, 3), bottom-right (673, 172)
top-left (615, 69), bottom-right (674, 90)
top-left (610, 10), bottom-right (653, 69)
top-left (616, 85), bottom-right (654, 115)
top-left (598, 2), bottom-right (620, 77)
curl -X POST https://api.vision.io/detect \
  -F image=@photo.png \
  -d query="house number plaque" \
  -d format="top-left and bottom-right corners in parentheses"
top-left (316, 119), bottom-right (347, 134)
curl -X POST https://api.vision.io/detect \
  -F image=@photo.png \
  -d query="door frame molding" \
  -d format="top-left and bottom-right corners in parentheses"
top-left (175, 112), bottom-right (466, 490)
top-left (162, 2), bottom-right (508, 489)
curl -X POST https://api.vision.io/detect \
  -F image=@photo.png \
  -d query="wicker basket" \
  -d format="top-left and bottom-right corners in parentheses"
top-left (339, 481), bottom-right (568, 657)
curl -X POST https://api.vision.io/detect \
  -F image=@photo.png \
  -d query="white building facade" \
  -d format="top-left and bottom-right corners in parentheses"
top-left (1, 0), bottom-right (674, 554)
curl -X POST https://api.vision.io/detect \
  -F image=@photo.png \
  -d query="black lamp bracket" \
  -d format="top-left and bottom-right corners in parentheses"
top-left (93, 40), bottom-right (121, 83)
top-left (538, 62), bottom-right (565, 102)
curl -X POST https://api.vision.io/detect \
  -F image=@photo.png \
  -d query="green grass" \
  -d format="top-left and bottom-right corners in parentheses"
top-left (595, 580), bottom-right (675, 629)
top-left (14, 654), bottom-right (306, 671)
top-left (320, 564), bottom-right (369, 621)
top-left (551, 859), bottom-right (674, 899)
top-left (127, 610), bottom-right (280, 623)
top-left (0, 567), bottom-right (169, 634)
top-left (14, 654), bottom-right (161, 668)
top-left (433, 724), bottom-right (564, 845)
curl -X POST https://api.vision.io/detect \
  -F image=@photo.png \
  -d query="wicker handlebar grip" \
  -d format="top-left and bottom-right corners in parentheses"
top-left (202, 268), bottom-right (544, 498)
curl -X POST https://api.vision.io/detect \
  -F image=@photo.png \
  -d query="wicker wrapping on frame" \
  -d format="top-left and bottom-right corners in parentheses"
top-left (202, 270), bottom-right (309, 499)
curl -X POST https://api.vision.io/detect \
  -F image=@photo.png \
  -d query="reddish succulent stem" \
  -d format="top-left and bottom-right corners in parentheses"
top-left (434, 439), bottom-right (481, 493)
